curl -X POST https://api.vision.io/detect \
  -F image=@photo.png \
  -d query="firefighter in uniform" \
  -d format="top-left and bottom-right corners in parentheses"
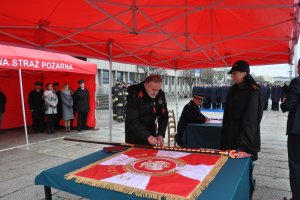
top-left (116, 83), bottom-right (126, 122)
top-left (125, 75), bottom-right (168, 146)
top-left (112, 80), bottom-right (120, 120)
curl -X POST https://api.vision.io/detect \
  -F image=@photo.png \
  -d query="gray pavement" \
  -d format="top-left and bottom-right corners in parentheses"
top-left (0, 98), bottom-right (291, 200)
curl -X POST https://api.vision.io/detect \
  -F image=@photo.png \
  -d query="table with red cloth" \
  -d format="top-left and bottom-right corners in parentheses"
top-left (35, 147), bottom-right (252, 200)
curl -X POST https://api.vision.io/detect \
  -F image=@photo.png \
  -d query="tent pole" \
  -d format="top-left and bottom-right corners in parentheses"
top-left (18, 69), bottom-right (29, 145)
top-left (175, 70), bottom-right (179, 122)
top-left (108, 41), bottom-right (113, 142)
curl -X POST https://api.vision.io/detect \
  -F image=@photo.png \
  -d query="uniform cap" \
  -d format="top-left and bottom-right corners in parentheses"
top-left (78, 79), bottom-right (84, 84)
top-left (34, 81), bottom-right (42, 86)
top-left (228, 60), bottom-right (250, 74)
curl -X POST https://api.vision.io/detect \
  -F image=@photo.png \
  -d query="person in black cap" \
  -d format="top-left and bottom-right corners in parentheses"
top-left (28, 81), bottom-right (44, 133)
top-left (176, 94), bottom-right (209, 147)
top-left (53, 82), bottom-right (62, 129)
top-left (73, 79), bottom-right (90, 131)
top-left (281, 59), bottom-right (300, 200)
top-left (221, 60), bottom-right (264, 162)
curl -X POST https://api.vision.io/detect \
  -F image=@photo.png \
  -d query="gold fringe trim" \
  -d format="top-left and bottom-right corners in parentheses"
top-left (65, 148), bottom-right (228, 200)
top-left (186, 156), bottom-right (228, 200)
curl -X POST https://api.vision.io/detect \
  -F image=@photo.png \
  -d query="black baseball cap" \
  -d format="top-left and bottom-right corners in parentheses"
top-left (228, 60), bottom-right (250, 74)
top-left (34, 81), bottom-right (42, 86)
top-left (78, 79), bottom-right (84, 84)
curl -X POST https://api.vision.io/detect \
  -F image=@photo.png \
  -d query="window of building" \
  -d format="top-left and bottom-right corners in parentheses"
top-left (103, 70), bottom-right (109, 84)
top-left (117, 71), bottom-right (123, 82)
top-left (164, 76), bottom-right (168, 85)
top-left (172, 76), bottom-right (175, 85)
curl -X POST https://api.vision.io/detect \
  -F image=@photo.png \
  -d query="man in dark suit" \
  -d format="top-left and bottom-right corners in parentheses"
top-left (281, 60), bottom-right (300, 200)
top-left (176, 94), bottom-right (209, 147)
top-left (73, 79), bottom-right (90, 131)
top-left (28, 81), bottom-right (44, 133)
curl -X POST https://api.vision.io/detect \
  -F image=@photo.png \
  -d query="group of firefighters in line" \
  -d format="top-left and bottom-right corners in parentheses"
top-left (111, 80), bottom-right (136, 122)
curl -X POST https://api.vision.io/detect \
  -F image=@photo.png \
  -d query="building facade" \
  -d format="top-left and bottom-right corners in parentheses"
top-left (88, 59), bottom-right (194, 97)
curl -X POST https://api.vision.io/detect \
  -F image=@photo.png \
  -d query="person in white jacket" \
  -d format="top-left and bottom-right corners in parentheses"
top-left (43, 83), bottom-right (58, 134)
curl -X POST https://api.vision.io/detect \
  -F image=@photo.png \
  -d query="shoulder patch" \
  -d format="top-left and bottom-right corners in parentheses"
top-left (251, 83), bottom-right (259, 90)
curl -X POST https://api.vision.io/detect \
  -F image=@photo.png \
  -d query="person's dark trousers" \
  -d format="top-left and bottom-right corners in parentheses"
top-left (54, 113), bottom-right (61, 130)
top-left (212, 102), bottom-right (217, 109)
top-left (288, 134), bottom-right (300, 200)
top-left (32, 115), bottom-right (44, 133)
top-left (274, 102), bottom-right (279, 111)
top-left (116, 105), bottom-right (123, 122)
top-left (221, 103), bottom-right (226, 110)
top-left (45, 114), bottom-right (55, 134)
top-left (264, 101), bottom-right (268, 110)
top-left (77, 112), bottom-right (88, 131)
top-left (271, 101), bottom-right (275, 110)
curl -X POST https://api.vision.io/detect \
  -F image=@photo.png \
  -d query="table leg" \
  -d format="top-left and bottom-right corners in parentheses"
top-left (44, 186), bottom-right (52, 200)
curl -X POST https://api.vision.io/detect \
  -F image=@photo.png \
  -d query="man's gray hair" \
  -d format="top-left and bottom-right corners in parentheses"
top-left (144, 74), bottom-right (163, 83)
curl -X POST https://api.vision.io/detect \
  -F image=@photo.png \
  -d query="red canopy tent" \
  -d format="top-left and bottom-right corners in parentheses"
top-left (0, 44), bottom-right (97, 144)
top-left (0, 0), bottom-right (299, 142)
top-left (0, 0), bottom-right (299, 69)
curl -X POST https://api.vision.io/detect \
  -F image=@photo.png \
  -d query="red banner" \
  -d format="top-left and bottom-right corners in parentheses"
top-left (65, 148), bottom-right (227, 200)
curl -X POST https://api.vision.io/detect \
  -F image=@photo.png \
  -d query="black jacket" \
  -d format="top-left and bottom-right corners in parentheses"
top-left (73, 88), bottom-right (90, 112)
top-left (125, 82), bottom-right (168, 145)
top-left (221, 81), bottom-right (264, 156)
top-left (28, 89), bottom-right (44, 119)
top-left (176, 100), bottom-right (206, 147)
top-left (281, 76), bottom-right (300, 135)
top-left (0, 91), bottom-right (6, 113)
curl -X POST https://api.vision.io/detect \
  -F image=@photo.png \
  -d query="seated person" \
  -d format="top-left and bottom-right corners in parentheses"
top-left (176, 95), bottom-right (209, 146)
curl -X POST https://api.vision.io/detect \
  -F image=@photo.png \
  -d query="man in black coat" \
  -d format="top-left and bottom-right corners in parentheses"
top-left (271, 85), bottom-right (281, 111)
top-left (281, 61), bottom-right (300, 200)
top-left (0, 87), bottom-right (6, 130)
top-left (73, 79), bottom-right (90, 131)
top-left (176, 95), bottom-right (209, 147)
top-left (28, 81), bottom-right (44, 133)
top-left (125, 75), bottom-right (168, 146)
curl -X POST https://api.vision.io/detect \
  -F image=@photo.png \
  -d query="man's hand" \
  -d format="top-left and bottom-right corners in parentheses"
top-left (147, 136), bottom-right (159, 146)
top-left (156, 135), bottom-right (164, 147)
top-left (204, 117), bottom-right (210, 122)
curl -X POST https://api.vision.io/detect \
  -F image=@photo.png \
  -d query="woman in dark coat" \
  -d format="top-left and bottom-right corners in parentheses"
top-left (221, 60), bottom-right (264, 161)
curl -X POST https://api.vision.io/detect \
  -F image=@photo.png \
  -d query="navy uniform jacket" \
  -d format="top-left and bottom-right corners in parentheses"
top-left (28, 89), bottom-right (44, 119)
top-left (261, 86), bottom-right (270, 102)
top-left (176, 100), bottom-right (206, 147)
top-left (73, 88), bottom-right (90, 112)
top-left (281, 76), bottom-right (300, 135)
top-left (125, 82), bottom-right (168, 145)
top-left (271, 86), bottom-right (281, 102)
top-left (210, 86), bottom-right (218, 103)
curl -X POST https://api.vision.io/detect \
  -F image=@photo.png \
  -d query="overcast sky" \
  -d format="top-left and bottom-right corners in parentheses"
top-left (250, 64), bottom-right (292, 77)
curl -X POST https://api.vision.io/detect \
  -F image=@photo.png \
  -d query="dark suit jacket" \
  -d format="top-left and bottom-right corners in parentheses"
top-left (281, 76), bottom-right (300, 135)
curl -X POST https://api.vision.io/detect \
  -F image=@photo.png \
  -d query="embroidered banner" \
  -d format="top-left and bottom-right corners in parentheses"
top-left (65, 148), bottom-right (227, 200)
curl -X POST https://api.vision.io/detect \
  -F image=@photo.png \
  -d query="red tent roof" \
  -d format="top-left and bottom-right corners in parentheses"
top-left (0, 44), bottom-right (97, 74)
top-left (0, 0), bottom-right (299, 69)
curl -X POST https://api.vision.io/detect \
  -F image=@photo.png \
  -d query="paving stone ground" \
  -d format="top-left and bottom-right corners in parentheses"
top-left (0, 98), bottom-right (291, 200)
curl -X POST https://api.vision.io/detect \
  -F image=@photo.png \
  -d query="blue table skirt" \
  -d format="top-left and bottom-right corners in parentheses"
top-left (35, 149), bottom-right (251, 200)
top-left (183, 123), bottom-right (222, 149)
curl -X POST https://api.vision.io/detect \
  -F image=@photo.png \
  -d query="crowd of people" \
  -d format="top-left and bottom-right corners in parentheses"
top-left (28, 79), bottom-right (90, 134)
top-left (192, 82), bottom-right (287, 112)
